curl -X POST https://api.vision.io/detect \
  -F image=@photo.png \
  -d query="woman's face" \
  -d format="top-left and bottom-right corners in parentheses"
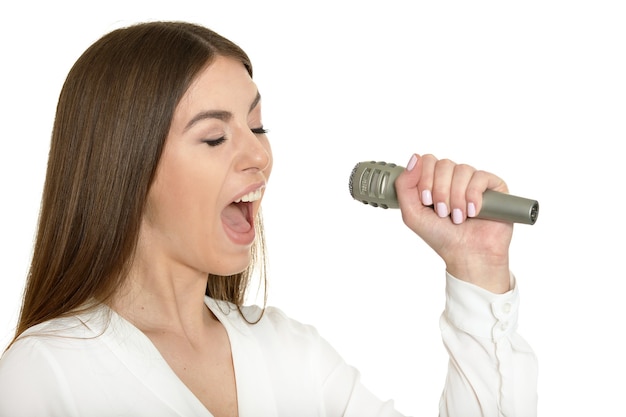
top-left (141, 55), bottom-right (272, 277)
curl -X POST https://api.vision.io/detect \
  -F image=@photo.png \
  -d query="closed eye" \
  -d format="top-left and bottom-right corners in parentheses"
top-left (203, 137), bottom-right (226, 147)
top-left (203, 127), bottom-right (267, 147)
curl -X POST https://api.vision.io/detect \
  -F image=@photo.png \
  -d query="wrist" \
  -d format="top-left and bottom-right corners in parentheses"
top-left (446, 255), bottom-right (511, 294)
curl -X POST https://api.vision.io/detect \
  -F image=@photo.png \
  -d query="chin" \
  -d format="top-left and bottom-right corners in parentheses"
top-left (211, 254), bottom-right (252, 277)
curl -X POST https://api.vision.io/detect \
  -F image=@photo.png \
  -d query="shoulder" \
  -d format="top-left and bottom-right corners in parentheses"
top-left (254, 305), bottom-right (323, 342)
top-left (0, 306), bottom-right (113, 410)
top-left (0, 306), bottom-right (151, 416)
top-left (206, 298), bottom-right (350, 399)
top-left (0, 320), bottom-right (88, 416)
top-left (206, 297), bottom-right (330, 360)
top-left (2, 307), bottom-right (107, 358)
top-left (2, 306), bottom-right (111, 358)
top-left (208, 297), bottom-right (320, 339)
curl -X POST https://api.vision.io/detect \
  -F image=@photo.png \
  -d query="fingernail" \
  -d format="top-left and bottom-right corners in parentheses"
top-left (436, 202), bottom-right (448, 218)
top-left (406, 154), bottom-right (418, 171)
top-left (467, 202), bottom-right (477, 217)
top-left (452, 208), bottom-right (463, 224)
top-left (421, 189), bottom-right (433, 206)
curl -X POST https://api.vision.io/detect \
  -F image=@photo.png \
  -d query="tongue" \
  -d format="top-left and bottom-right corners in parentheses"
top-left (221, 203), bottom-right (251, 233)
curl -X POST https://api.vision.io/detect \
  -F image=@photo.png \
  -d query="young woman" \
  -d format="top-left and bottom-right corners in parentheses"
top-left (0, 21), bottom-right (537, 416)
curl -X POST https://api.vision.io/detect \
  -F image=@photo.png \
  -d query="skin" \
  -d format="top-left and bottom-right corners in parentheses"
top-left (111, 55), bottom-right (512, 416)
top-left (111, 55), bottom-right (271, 417)
top-left (396, 154), bottom-right (513, 293)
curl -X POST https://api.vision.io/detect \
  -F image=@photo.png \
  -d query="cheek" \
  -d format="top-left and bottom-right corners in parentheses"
top-left (144, 181), bottom-right (188, 232)
top-left (144, 170), bottom-right (221, 263)
top-left (146, 157), bottom-right (212, 230)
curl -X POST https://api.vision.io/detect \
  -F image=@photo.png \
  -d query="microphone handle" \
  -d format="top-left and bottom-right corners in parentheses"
top-left (478, 190), bottom-right (539, 225)
top-left (349, 161), bottom-right (539, 225)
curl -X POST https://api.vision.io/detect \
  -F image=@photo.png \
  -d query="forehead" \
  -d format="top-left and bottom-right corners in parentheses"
top-left (179, 56), bottom-right (256, 110)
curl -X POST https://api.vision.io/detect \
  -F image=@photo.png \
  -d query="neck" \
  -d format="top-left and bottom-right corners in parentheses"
top-left (110, 253), bottom-right (214, 337)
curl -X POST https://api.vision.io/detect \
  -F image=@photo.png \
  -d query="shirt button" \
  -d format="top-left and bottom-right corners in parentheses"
top-left (502, 302), bottom-right (512, 314)
top-left (500, 321), bottom-right (509, 331)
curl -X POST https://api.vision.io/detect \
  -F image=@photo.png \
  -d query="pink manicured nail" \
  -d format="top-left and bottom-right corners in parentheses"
top-left (452, 208), bottom-right (463, 224)
top-left (436, 202), bottom-right (448, 218)
top-left (467, 202), bottom-right (477, 217)
top-left (421, 190), bottom-right (433, 206)
top-left (406, 154), bottom-right (418, 171)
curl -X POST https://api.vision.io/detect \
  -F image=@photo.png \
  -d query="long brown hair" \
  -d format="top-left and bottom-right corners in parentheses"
top-left (10, 21), bottom-right (266, 348)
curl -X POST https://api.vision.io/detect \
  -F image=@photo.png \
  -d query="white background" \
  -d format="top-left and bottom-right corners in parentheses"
top-left (1, 1), bottom-right (624, 415)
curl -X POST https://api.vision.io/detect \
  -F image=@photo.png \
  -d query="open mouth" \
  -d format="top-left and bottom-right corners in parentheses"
top-left (220, 186), bottom-right (264, 243)
top-left (222, 200), bottom-right (253, 233)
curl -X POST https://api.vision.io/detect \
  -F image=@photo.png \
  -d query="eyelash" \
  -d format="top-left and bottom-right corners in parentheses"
top-left (203, 127), bottom-right (268, 147)
top-left (203, 137), bottom-right (226, 147)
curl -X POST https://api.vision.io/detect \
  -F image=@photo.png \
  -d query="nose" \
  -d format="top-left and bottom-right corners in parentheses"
top-left (235, 126), bottom-right (272, 174)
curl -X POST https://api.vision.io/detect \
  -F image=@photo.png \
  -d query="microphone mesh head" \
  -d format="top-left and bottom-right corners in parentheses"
top-left (348, 162), bottom-right (360, 198)
top-left (348, 161), bottom-right (403, 209)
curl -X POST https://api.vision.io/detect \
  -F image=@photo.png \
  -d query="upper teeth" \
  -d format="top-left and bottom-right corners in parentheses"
top-left (235, 188), bottom-right (263, 203)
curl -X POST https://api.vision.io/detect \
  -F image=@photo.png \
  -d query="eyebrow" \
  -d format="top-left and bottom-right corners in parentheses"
top-left (183, 91), bottom-right (262, 132)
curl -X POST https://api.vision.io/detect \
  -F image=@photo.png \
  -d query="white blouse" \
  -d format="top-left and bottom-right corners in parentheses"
top-left (0, 272), bottom-right (537, 416)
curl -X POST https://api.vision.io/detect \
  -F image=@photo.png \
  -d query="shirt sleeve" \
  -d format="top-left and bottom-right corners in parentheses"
top-left (307, 272), bottom-right (537, 417)
top-left (439, 272), bottom-right (538, 417)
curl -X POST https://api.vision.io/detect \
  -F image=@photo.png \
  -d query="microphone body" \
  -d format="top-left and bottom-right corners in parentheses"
top-left (349, 161), bottom-right (539, 225)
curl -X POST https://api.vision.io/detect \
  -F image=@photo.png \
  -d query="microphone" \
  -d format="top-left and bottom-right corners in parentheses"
top-left (349, 161), bottom-right (539, 225)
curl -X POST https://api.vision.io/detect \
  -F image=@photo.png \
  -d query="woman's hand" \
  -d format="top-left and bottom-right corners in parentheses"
top-left (395, 154), bottom-right (514, 293)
